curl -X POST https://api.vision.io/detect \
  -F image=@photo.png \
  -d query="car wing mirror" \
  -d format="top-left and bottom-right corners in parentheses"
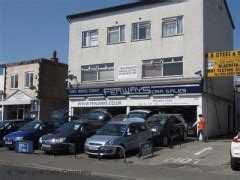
top-left (127, 132), bottom-right (132, 136)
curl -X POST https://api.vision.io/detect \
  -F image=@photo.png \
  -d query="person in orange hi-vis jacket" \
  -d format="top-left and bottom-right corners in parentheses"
top-left (193, 114), bottom-right (207, 142)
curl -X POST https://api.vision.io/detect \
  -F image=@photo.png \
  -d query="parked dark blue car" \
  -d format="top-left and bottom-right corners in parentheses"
top-left (0, 120), bottom-right (27, 146)
top-left (3, 120), bottom-right (61, 149)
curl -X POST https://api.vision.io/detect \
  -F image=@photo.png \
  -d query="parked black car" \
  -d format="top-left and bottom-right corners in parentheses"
top-left (49, 110), bottom-right (70, 124)
top-left (0, 120), bottom-right (26, 146)
top-left (146, 114), bottom-right (188, 146)
top-left (3, 120), bottom-right (61, 149)
top-left (24, 111), bottom-right (38, 121)
top-left (186, 122), bottom-right (197, 137)
top-left (40, 120), bottom-right (100, 153)
top-left (128, 109), bottom-right (154, 121)
top-left (87, 109), bottom-right (112, 125)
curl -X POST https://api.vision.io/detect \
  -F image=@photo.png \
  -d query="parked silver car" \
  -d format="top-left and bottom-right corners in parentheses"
top-left (84, 119), bottom-right (152, 157)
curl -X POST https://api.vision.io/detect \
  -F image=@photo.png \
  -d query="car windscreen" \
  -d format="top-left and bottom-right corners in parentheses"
top-left (146, 116), bottom-right (168, 128)
top-left (19, 121), bottom-right (42, 131)
top-left (50, 111), bottom-right (67, 120)
top-left (97, 124), bottom-right (128, 136)
top-left (88, 111), bottom-right (106, 121)
top-left (24, 111), bottom-right (37, 121)
top-left (78, 114), bottom-right (89, 121)
top-left (128, 112), bottom-right (149, 120)
top-left (55, 122), bottom-right (82, 132)
top-left (0, 121), bottom-right (9, 130)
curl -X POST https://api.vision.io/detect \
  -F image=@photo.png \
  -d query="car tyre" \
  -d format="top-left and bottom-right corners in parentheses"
top-left (117, 146), bottom-right (125, 159)
top-left (69, 141), bottom-right (78, 154)
top-left (231, 156), bottom-right (239, 171)
top-left (162, 135), bottom-right (169, 147)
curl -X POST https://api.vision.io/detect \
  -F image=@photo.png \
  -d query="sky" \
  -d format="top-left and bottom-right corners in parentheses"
top-left (0, 0), bottom-right (239, 65)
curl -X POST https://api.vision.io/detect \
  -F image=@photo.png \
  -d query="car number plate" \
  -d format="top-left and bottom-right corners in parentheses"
top-left (89, 146), bottom-right (98, 150)
top-left (5, 141), bottom-right (12, 145)
top-left (42, 144), bottom-right (51, 148)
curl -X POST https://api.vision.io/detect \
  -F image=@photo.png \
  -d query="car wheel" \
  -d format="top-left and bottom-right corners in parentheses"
top-left (182, 131), bottom-right (188, 141)
top-left (162, 136), bottom-right (169, 147)
top-left (231, 156), bottom-right (239, 171)
top-left (69, 141), bottom-right (77, 154)
top-left (116, 146), bottom-right (125, 159)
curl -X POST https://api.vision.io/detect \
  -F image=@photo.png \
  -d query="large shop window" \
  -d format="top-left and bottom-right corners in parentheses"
top-left (11, 74), bottom-right (18, 88)
top-left (82, 30), bottom-right (99, 47)
top-left (132, 21), bottom-right (151, 41)
top-left (25, 72), bottom-right (34, 88)
top-left (142, 57), bottom-right (183, 78)
top-left (107, 25), bottom-right (125, 44)
top-left (81, 63), bottom-right (114, 82)
top-left (162, 16), bottom-right (183, 37)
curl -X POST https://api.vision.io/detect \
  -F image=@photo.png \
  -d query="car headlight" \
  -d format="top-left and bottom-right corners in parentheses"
top-left (16, 137), bottom-right (23, 141)
top-left (51, 137), bottom-right (66, 144)
top-left (3, 136), bottom-right (7, 141)
top-left (39, 137), bottom-right (43, 143)
top-left (105, 140), bottom-right (114, 145)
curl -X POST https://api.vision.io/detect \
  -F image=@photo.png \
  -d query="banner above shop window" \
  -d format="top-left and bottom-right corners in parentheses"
top-left (207, 50), bottom-right (240, 77)
top-left (68, 83), bottom-right (202, 97)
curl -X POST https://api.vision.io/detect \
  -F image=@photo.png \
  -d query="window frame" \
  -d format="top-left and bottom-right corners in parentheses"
top-left (162, 16), bottom-right (183, 38)
top-left (81, 63), bottom-right (114, 82)
top-left (107, 25), bottom-right (125, 45)
top-left (132, 21), bottom-right (151, 41)
top-left (142, 57), bottom-right (183, 78)
top-left (25, 72), bottom-right (34, 88)
top-left (10, 74), bottom-right (18, 89)
top-left (82, 29), bottom-right (99, 48)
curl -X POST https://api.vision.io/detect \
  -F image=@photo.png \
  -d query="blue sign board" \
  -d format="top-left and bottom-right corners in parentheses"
top-left (68, 83), bottom-right (202, 97)
top-left (15, 141), bottom-right (34, 154)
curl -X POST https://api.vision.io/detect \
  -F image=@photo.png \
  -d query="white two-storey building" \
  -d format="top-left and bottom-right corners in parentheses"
top-left (67, 0), bottom-right (235, 137)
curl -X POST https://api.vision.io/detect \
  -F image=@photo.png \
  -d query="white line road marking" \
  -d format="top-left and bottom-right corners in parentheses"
top-left (194, 147), bottom-right (213, 156)
top-left (163, 158), bottom-right (203, 165)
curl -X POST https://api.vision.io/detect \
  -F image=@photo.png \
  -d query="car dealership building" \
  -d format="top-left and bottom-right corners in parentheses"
top-left (67, 0), bottom-right (236, 137)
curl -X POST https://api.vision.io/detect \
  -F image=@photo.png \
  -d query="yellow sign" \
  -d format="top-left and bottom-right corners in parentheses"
top-left (207, 50), bottom-right (240, 77)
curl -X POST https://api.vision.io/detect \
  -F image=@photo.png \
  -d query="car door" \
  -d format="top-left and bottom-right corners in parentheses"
top-left (124, 124), bottom-right (139, 151)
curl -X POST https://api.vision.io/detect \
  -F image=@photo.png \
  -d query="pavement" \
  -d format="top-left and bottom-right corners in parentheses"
top-left (0, 137), bottom-right (239, 179)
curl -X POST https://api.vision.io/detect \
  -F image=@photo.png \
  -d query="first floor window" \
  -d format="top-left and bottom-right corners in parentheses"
top-left (132, 21), bottom-right (151, 41)
top-left (142, 57), bottom-right (183, 78)
top-left (25, 72), bottom-right (34, 88)
top-left (82, 30), bottom-right (99, 47)
top-left (107, 25), bottom-right (125, 44)
top-left (81, 63), bottom-right (114, 82)
top-left (162, 16), bottom-right (183, 37)
top-left (11, 74), bottom-right (18, 88)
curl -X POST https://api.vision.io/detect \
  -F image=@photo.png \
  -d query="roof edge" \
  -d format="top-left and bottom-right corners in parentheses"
top-left (224, 0), bottom-right (235, 29)
top-left (66, 1), bottom-right (163, 21)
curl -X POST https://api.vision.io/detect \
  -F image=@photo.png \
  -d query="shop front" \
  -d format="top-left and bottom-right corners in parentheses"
top-left (68, 83), bottom-right (203, 123)
top-left (1, 90), bottom-right (40, 120)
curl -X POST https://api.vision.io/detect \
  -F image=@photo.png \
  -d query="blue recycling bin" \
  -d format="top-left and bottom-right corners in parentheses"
top-left (15, 141), bottom-right (34, 154)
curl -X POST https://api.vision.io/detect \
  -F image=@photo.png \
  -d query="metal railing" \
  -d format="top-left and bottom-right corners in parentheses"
top-left (52, 143), bottom-right (76, 159)
top-left (97, 145), bottom-right (126, 163)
